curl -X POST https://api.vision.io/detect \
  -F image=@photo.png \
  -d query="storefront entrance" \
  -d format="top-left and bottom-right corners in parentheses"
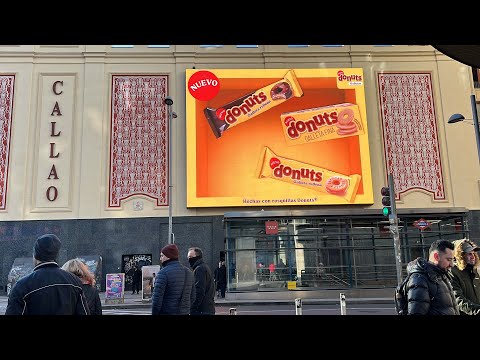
top-left (224, 209), bottom-right (468, 292)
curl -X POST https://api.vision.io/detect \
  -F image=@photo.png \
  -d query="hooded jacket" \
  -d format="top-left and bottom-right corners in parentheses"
top-left (451, 239), bottom-right (480, 315)
top-left (405, 257), bottom-right (459, 315)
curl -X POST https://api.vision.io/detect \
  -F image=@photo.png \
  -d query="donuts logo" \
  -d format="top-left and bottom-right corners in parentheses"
top-left (223, 92), bottom-right (269, 125)
top-left (271, 159), bottom-right (323, 183)
top-left (337, 70), bottom-right (362, 82)
top-left (336, 70), bottom-right (363, 88)
top-left (188, 70), bottom-right (220, 101)
top-left (284, 111), bottom-right (339, 140)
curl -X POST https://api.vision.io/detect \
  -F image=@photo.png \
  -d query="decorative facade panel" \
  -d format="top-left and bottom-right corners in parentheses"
top-left (109, 75), bottom-right (168, 207)
top-left (378, 72), bottom-right (445, 200)
top-left (0, 75), bottom-right (14, 210)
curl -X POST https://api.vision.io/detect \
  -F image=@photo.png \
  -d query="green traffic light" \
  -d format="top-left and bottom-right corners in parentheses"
top-left (382, 207), bottom-right (390, 216)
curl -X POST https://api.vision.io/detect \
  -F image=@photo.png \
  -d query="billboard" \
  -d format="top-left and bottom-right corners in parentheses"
top-left (186, 68), bottom-right (373, 207)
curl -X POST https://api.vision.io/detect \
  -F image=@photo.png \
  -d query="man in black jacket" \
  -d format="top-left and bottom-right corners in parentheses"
top-left (404, 239), bottom-right (459, 315)
top-left (5, 233), bottom-right (90, 315)
top-left (451, 238), bottom-right (480, 315)
top-left (188, 246), bottom-right (216, 315)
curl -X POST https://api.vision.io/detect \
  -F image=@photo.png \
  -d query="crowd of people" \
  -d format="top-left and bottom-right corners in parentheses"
top-left (8, 231), bottom-right (480, 316)
top-left (5, 233), bottom-right (218, 316)
top-left (401, 238), bottom-right (480, 315)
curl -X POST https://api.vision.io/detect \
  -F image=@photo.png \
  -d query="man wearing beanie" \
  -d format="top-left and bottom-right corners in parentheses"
top-left (5, 234), bottom-right (90, 315)
top-left (187, 246), bottom-right (216, 315)
top-left (451, 238), bottom-right (480, 315)
top-left (152, 243), bottom-right (196, 315)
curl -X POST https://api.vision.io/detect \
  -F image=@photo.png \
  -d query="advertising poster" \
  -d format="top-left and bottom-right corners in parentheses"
top-left (105, 273), bottom-right (125, 304)
top-left (186, 68), bottom-right (373, 207)
top-left (141, 265), bottom-right (160, 301)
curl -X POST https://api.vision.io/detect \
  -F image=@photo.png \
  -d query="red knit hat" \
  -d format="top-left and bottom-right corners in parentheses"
top-left (161, 244), bottom-right (179, 260)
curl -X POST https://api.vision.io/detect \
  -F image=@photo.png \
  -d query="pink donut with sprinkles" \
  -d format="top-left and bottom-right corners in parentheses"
top-left (325, 176), bottom-right (349, 195)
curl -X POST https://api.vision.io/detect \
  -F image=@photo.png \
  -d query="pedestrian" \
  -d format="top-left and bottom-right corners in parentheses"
top-left (451, 238), bottom-right (480, 315)
top-left (5, 233), bottom-right (90, 315)
top-left (62, 258), bottom-right (103, 315)
top-left (150, 272), bottom-right (156, 294)
top-left (403, 239), bottom-right (459, 315)
top-left (187, 246), bottom-right (216, 315)
top-left (214, 260), bottom-right (227, 298)
top-left (152, 244), bottom-right (195, 315)
top-left (131, 265), bottom-right (142, 295)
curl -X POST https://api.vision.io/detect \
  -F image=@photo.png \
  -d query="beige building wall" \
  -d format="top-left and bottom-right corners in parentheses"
top-left (0, 45), bottom-right (476, 221)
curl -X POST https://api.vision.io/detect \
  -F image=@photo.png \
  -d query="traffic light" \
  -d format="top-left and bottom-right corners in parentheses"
top-left (381, 173), bottom-right (397, 218)
top-left (381, 187), bottom-right (392, 217)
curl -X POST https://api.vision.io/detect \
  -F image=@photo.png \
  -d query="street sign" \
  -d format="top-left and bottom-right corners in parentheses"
top-left (265, 220), bottom-right (279, 234)
top-left (413, 218), bottom-right (431, 231)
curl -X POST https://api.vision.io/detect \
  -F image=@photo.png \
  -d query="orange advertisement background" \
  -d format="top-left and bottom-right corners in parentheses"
top-left (188, 70), bottom-right (372, 206)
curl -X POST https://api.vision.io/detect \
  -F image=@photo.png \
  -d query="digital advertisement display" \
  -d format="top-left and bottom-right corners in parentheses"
top-left (186, 68), bottom-right (374, 207)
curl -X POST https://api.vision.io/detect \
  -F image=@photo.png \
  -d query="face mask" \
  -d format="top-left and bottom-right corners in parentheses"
top-left (189, 257), bottom-right (198, 267)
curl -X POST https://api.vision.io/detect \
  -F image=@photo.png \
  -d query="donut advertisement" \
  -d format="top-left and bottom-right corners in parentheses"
top-left (185, 68), bottom-right (373, 207)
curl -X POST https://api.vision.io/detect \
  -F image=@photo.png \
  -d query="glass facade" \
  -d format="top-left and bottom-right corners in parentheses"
top-left (224, 212), bottom-right (468, 292)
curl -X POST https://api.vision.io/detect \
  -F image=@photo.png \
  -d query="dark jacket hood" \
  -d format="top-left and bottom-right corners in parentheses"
top-left (407, 257), bottom-right (452, 281)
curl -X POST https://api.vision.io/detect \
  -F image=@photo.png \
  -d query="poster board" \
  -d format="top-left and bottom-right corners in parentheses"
top-left (142, 265), bottom-right (160, 301)
top-left (6, 257), bottom-right (34, 296)
top-left (185, 68), bottom-right (373, 207)
top-left (77, 255), bottom-right (102, 292)
top-left (121, 254), bottom-right (152, 291)
top-left (105, 273), bottom-right (125, 305)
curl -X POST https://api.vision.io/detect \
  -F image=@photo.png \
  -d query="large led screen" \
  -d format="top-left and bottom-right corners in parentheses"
top-left (186, 68), bottom-right (373, 207)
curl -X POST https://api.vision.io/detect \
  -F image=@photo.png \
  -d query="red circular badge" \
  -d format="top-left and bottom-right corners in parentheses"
top-left (188, 70), bottom-right (220, 101)
top-left (270, 157), bottom-right (280, 169)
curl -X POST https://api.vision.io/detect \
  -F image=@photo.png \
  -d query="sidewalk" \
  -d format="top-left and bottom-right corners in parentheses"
top-left (0, 287), bottom-right (394, 313)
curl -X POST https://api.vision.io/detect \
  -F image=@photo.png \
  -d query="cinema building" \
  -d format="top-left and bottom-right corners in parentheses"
top-left (0, 45), bottom-right (478, 296)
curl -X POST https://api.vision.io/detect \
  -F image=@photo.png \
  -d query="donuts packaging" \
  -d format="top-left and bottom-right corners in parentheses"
top-left (280, 103), bottom-right (364, 146)
top-left (257, 146), bottom-right (361, 203)
top-left (203, 69), bottom-right (303, 138)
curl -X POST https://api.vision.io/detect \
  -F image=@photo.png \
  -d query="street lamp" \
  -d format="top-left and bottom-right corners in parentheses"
top-left (448, 94), bottom-right (480, 165)
top-left (164, 96), bottom-right (177, 244)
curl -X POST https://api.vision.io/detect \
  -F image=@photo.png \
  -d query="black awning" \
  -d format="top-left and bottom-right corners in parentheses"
top-left (433, 45), bottom-right (480, 68)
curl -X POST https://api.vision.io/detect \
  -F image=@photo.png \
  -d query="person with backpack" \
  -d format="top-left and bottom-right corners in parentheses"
top-left (396, 239), bottom-right (459, 315)
top-left (450, 239), bottom-right (480, 315)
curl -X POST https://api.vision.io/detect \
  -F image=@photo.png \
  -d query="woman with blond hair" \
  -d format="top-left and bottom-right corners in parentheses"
top-left (62, 258), bottom-right (102, 315)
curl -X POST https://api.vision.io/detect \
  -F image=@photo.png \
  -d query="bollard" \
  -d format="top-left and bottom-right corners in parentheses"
top-left (295, 298), bottom-right (303, 315)
top-left (340, 293), bottom-right (347, 315)
top-left (229, 307), bottom-right (237, 315)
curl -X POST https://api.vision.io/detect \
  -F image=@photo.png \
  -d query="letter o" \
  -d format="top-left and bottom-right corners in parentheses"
top-left (46, 186), bottom-right (58, 201)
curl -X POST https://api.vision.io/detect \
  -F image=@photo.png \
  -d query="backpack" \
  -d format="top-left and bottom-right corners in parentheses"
top-left (394, 273), bottom-right (412, 315)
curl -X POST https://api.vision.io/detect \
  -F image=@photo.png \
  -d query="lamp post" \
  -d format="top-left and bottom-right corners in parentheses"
top-left (164, 96), bottom-right (177, 244)
top-left (448, 94), bottom-right (480, 165)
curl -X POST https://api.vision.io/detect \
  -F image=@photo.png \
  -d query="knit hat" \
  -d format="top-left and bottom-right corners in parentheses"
top-left (161, 244), bottom-right (179, 260)
top-left (33, 234), bottom-right (61, 262)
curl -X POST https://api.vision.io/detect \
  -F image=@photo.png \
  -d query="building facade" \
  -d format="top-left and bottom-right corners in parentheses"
top-left (0, 45), bottom-right (478, 293)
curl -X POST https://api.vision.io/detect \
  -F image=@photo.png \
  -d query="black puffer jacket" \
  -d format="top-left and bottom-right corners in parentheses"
top-left (190, 258), bottom-right (216, 315)
top-left (152, 259), bottom-right (195, 315)
top-left (5, 262), bottom-right (90, 315)
top-left (405, 258), bottom-right (459, 315)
